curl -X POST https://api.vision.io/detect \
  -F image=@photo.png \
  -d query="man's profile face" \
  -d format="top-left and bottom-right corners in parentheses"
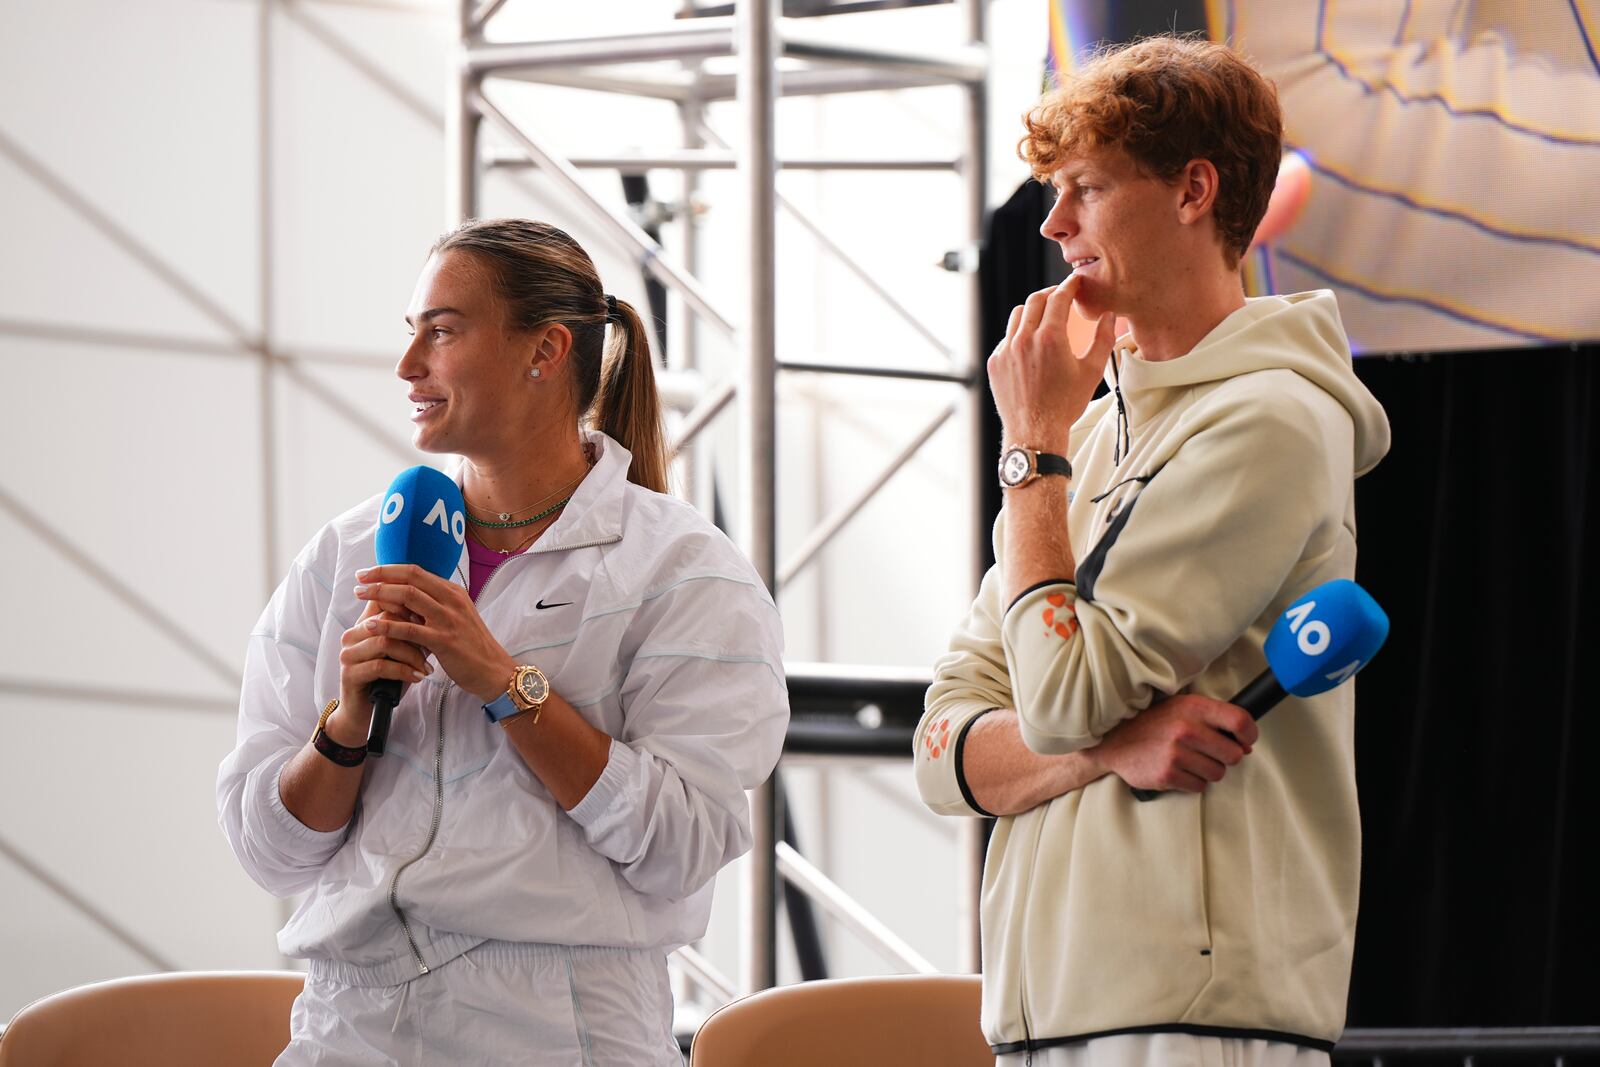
top-left (1039, 147), bottom-right (1183, 323)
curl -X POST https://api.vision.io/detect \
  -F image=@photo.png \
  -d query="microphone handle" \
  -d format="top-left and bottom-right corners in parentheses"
top-left (1233, 671), bottom-right (1288, 720)
top-left (1130, 669), bottom-right (1289, 802)
top-left (366, 679), bottom-right (402, 756)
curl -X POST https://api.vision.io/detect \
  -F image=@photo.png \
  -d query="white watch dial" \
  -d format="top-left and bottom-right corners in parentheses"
top-left (1001, 449), bottom-right (1032, 486)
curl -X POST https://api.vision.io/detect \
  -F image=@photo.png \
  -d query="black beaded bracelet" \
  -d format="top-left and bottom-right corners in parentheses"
top-left (311, 699), bottom-right (367, 767)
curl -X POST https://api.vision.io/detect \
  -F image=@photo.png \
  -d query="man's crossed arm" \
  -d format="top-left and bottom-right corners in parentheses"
top-left (963, 694), bottom-right (1259, 816)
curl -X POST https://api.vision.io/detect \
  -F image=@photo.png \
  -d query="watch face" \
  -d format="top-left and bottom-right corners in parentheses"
top-left (516, 669), bottom-right (550, 705)
top-left (1000, 449), bottom-right (1032, 487)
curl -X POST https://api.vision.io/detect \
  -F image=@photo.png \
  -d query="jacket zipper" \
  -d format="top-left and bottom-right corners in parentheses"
top-left (387, 682), bottom-right (449, 976)
top-left (383, 557), bottom-right (524, 977)
top-left (1016, 810), bottom-right (1047, 1057)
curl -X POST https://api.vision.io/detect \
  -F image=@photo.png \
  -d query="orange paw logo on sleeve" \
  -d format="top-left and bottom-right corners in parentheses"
top-left (922, 716), bottom-right (953, 760)
top-left (1042, 592), bottom-right (1079, 640)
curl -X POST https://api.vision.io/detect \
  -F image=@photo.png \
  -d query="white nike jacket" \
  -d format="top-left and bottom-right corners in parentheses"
top-left (218, 433), bottom-right (789, 987)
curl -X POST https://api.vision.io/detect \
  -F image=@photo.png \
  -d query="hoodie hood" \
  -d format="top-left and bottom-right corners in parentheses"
top-left (1109, 290), bottom-right (1390, 476)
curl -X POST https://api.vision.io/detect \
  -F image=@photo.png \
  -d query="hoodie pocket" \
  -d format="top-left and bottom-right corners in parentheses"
top-left (1024, 781), bottom-right (1216, 1032)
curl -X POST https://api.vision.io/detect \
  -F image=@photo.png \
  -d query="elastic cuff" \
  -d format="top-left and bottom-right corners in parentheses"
top-left (953, 710), bottom-right (997, 818)
top-left (268, 759), bottom-right (351, 840)
top-left (1006, 578), bottom-right (1074, 615)
top-left (565, 738), bottom-right (630, 826)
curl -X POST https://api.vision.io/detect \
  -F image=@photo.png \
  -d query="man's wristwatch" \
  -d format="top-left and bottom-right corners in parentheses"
top-left (998, 444), bottom-right (1072, 489)
top-left (483, 664), bottom-right (551, 728)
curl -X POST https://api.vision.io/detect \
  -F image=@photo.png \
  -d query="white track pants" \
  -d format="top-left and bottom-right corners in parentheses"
top-left (277, 940), bottom-right (682, 1066)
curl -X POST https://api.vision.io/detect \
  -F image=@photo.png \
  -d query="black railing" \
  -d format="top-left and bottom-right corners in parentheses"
top-left (783, 661), bottom-right (929, 758)
top-left (1334, 1028), bottom-right (1600, 1064)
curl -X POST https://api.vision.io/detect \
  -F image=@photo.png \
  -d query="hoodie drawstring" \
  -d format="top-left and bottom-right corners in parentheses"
top-left (1110, 349), bottom-right (1130, 466)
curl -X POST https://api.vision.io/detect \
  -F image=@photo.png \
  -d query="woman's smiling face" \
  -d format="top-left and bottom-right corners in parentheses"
top-left (396, 250), bottom-right (537, 458)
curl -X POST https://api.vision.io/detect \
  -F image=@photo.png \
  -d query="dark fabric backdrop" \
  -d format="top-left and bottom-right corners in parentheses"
top-left (978, 187), bottom-right (1600, 1026)
top-left (1343, 351), bottom-right (1598, 1026)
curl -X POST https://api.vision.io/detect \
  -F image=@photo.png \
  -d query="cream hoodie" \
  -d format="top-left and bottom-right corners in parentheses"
top-left (916, 291), bottom-right (1389, 1052)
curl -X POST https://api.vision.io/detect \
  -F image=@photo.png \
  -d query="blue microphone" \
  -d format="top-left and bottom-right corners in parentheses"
top-left (367, 466), bottom-right (466, 756)
top-left (1131, 578), bottom-right (1389, 800)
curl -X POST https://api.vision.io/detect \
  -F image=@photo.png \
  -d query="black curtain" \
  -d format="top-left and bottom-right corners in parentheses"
top-left (978, 184), bottom-right (1600, 1026)
top-left (1346, 350), bottom-right (1599, 1025)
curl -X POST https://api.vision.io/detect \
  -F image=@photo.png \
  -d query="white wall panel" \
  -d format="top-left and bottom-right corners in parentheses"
top-left (0, 1), bottom-right (262, 339)
top-left (270, 4), bottom-right (450, 354)
top-left (272, 358), bottom-right (424, 568)
top-left (0, 507), bottom-right (240, 704)
top-left (0, 148), bottom-right (243, 343)
top-left (0, 338), bottom-right (266, 687)
top-left (0, 693), bottom-right (284, 1017)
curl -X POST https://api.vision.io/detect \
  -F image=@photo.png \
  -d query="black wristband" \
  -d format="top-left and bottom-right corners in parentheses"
top-left (312, 700), bottom-right (367, 767)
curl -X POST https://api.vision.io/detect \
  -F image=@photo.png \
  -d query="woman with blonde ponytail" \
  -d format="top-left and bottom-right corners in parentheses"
top-left (219, 219), bottom-right (788, 1064)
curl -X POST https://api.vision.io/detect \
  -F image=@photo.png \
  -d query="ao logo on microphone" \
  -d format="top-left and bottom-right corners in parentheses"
top-left (380, 487), bottom-right (466, 544)
top-left (374, 466), bottom-right (468, 580)
top-left (1283, 600), bottom-right (1332, 657)
top-left (1262, 579), bottom-right (1390, 698)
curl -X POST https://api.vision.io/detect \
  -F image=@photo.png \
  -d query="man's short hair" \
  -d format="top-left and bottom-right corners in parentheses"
top-left (1021, 35), bottom-right (1283, 269)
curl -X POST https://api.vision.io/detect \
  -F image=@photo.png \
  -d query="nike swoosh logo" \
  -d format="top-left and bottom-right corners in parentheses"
top-left (536, 599), bottom-right (573, 610)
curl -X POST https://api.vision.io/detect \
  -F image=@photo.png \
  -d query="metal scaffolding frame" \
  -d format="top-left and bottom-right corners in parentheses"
top-left (448, 0), bottom-right (990, 997)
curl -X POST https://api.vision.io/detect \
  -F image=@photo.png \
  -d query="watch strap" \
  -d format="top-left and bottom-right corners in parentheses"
top-left (483, 691), bottom-right (521, 725)
top-left (311, 699), bottom-right (367, 767)
top-left (1032, 451), bottom-right (1072, 479)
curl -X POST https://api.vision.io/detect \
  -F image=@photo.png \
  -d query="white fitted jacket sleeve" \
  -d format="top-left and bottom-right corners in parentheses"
top-left (217, 546), bottom-right (349, 897)
top-left (567, 570), bottom-right (788, 901)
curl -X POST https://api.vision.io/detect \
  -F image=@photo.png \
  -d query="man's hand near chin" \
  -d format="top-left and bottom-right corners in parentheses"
top-left (1093, 694), bottom-right (1261, 794)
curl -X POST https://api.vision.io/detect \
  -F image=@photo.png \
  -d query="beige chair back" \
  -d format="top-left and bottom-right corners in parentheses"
top-left (690, 973), bottom-right (990, 1067)
top-left (0, 970), bottom-right (304, 1067)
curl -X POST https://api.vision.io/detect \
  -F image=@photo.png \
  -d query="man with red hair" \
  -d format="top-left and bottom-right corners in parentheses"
top-left (915, 36), bottom-right (1390, 1066)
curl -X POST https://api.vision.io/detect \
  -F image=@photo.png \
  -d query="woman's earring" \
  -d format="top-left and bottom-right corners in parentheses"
top-left (529, 367), bottom-right (541, 379)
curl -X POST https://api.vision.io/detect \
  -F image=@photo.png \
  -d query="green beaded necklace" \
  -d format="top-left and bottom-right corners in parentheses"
top-left (465, 496), bottom-right (572, 529)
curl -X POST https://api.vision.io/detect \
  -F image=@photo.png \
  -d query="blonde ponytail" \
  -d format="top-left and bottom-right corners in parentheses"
top-left (595, 298), bottom-right (669, 494)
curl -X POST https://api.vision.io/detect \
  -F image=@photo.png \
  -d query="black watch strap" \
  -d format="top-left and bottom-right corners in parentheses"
top-left (1034, 452), bottom-right (1072, 479)
top-left (312, 699), bottom-right (367, 767)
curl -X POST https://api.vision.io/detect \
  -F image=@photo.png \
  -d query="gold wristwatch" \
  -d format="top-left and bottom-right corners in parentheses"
top-left (484, 664), bottom-right (550, 727)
